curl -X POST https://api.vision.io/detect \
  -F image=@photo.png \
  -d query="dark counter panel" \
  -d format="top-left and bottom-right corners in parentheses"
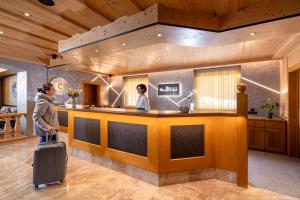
top-left (74, 117), bottom-right (100, 145)
top-left (171, 125), bottom-right (204, 159)
top-left (108, 121), bottom-right (147, 157)
top-left (58, 111), bottom-right (68, 127)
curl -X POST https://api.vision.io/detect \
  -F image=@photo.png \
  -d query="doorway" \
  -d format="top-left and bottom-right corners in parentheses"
top-left (82, 81), bottom-right (101, 107)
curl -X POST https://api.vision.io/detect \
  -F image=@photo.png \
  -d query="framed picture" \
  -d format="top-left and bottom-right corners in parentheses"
top-left (2, 75), bottom-right (17, 106)
top-left (157, 83), bottom-right (180, 96)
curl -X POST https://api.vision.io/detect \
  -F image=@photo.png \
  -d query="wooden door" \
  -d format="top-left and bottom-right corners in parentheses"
top-left (248, 127), bottom-right (265, 150)
top-left (82, 81), bottom-right (101, 107)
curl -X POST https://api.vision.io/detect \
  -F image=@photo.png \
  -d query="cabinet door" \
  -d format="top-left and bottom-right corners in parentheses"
top-left (265, 129), bottom-right (286, 153)
top-left (248, 127), bottom-right (265, 150)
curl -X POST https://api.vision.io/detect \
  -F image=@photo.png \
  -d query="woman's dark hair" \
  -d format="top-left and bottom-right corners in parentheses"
top-left (37, 83), bottom-right (53, 94)
top-left (136, 84), bottom-right (147, 93)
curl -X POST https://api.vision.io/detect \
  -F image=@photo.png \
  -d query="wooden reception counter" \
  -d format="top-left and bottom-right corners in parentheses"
top-left (57, 107), bottom-right (248, 187)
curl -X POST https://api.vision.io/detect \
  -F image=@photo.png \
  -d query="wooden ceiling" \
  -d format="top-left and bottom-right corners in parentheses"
top-left (0, 0), bottom-right (300, 71)
top-left (53, 15), bottom-right (300, 75)
top-left (58, 34), bottom-right (297, 75)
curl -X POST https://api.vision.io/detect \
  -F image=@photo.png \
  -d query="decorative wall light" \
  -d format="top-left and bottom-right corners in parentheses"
top-left (241, 76), bottom-right (280, 94)
top-left (50, 77), bottom-right (69, 95)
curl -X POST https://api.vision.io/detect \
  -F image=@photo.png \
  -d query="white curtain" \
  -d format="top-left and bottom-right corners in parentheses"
top-left (124, 76), bottom-right (148, 108)
top-left (279, 59), bottom-right (288, 119)
top-left (195, 68), bottom-right (241, 111)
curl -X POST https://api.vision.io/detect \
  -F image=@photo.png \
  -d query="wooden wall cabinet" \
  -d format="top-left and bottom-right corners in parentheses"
top-left (248, 117), bottom-right (286, 154)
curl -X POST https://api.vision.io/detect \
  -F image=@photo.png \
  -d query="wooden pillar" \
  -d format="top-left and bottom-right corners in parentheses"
top-left (237, 116), bottom-right (248, 188)
top-left (288, 71), bottom-right (300, 157)
top-left (237, 83), bottom-right (248, 115)
top-left (4, 116), bottom-right (13, 136)
top-left (236, 83), bottom-right (248, 187)
top-left (14, 115), bottom-right (22, 137)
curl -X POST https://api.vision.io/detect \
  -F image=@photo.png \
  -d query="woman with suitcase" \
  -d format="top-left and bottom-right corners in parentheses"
top-left (32, 83), bottom-right (67, 190)
top-left (32, 82), bottom-right (59, 143)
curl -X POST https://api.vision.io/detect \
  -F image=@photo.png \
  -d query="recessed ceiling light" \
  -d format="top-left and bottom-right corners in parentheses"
top-left (24, 12), bottom-right (31, 17)
top-left (250, 32), bottom-right (256, 36)
top-left (0, 31), bottom-right (4, 34)
top-left (185, 36), bottom-right (192, 39)
top-left (95, 49), bottom-right (99, 53)
top-left (157, 33), bottom-right (162, 37)
top-left (122, 43), bottom-right (127, 46)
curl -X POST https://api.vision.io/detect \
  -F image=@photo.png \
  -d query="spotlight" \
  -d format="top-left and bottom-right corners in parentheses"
top-left (51, 54), bottom-right (58, 59)
top-left (24, 12), bottom-right (31, 17)
top-left (38, 0), bottom-right (55, 6)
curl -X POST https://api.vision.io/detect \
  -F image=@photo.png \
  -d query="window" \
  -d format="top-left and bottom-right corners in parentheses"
top-left (124, 76), bottom-right (148, 108)
top-left (195, 68), bottom-right (240, 111)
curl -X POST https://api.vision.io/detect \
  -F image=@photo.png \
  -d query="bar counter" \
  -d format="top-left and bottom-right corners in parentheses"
top-left (57, 106), bottom-right (248, 187)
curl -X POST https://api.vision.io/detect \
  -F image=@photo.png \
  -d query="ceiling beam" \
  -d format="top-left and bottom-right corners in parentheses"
top-left (83, 0), bottom-right (141, 21)
top-left (158, 4), bottom-right (220, 30)
top-left (80, 0), bottom-right (114, 22)
top-left (128, 0), bottom-right (144, 11)
top-left (0, 45), bottom-right (49, 65)
top-left (0, 0), bottom-right (88, 36)
top-left (212, 0), bottom-right (240, 17)
top-left (0, 9), bottom-right (68, 42)
top-left (0, 43), bottom-right (48, 60)
top-left (29, 0), bottom-right (111, 29)
top-left (220, 0), bottom-right (300, 30)
top-left (0, 36), bottom-right (55, 56)
top-left (0, 24), bottom-right (57, 51)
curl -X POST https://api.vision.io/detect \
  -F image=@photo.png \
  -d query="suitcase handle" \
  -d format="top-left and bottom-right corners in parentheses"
top-left (45, 129), bottom-right (58, 142)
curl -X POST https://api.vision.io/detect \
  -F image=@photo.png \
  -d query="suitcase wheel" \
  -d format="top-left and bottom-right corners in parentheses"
top-left (33, 185), bottom-right (39, 190)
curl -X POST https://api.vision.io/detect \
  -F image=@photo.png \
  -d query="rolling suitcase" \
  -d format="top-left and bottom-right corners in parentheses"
top-left (32, 132), bottom-right (68, 190)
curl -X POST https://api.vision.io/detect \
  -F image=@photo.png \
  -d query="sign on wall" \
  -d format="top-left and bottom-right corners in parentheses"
top-left (158, 83), bottom-right (180, 96)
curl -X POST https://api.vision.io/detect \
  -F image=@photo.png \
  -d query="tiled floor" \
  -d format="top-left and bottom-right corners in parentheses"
top-left (0, 135), bottom-right (299, 200)
top-left (249, 150), bottom-right (300, 198)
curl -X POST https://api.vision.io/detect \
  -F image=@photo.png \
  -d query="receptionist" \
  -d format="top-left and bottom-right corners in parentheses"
top-left (136, 84), bottom-right (150, 111)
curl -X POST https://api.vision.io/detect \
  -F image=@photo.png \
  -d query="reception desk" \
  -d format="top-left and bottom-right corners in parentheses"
top-left (58, 107), bottom-right (248, 187)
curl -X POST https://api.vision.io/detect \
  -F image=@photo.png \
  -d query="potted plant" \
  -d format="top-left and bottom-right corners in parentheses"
top-left (261, 99), bottom-right (279, 119)
top-left (67, 88), bottom-right (81, 108)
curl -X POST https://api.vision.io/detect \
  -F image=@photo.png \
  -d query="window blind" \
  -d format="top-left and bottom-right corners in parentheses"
top-left (195, 68), bottom-right (241, 111)
top-left (124, 76), bottom-right (148, 108)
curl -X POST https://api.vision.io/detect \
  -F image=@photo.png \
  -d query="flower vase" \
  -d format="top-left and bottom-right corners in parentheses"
top-left (71, 97), bottom-right (77, 108)
top-left (267, 112), bottom-right (273, 119)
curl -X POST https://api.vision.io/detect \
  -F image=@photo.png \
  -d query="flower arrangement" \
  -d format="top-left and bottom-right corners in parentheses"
top-left (261, 99), bottom-right (279, 118)
top-left (67, 89), bottom-right (81, 108)
top-left (67, 88), bottom-right (80, 98)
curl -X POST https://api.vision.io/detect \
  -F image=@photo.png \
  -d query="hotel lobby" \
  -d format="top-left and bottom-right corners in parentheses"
top-left (0, 0), bottom-right (300, 199)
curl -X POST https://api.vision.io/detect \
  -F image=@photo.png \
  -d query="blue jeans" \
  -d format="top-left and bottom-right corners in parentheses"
top-left (39, 134), bottom-right (57, 143)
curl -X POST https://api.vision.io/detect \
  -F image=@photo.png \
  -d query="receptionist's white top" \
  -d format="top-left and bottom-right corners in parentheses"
top-left (136, 94), bottom-right (150, 111)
